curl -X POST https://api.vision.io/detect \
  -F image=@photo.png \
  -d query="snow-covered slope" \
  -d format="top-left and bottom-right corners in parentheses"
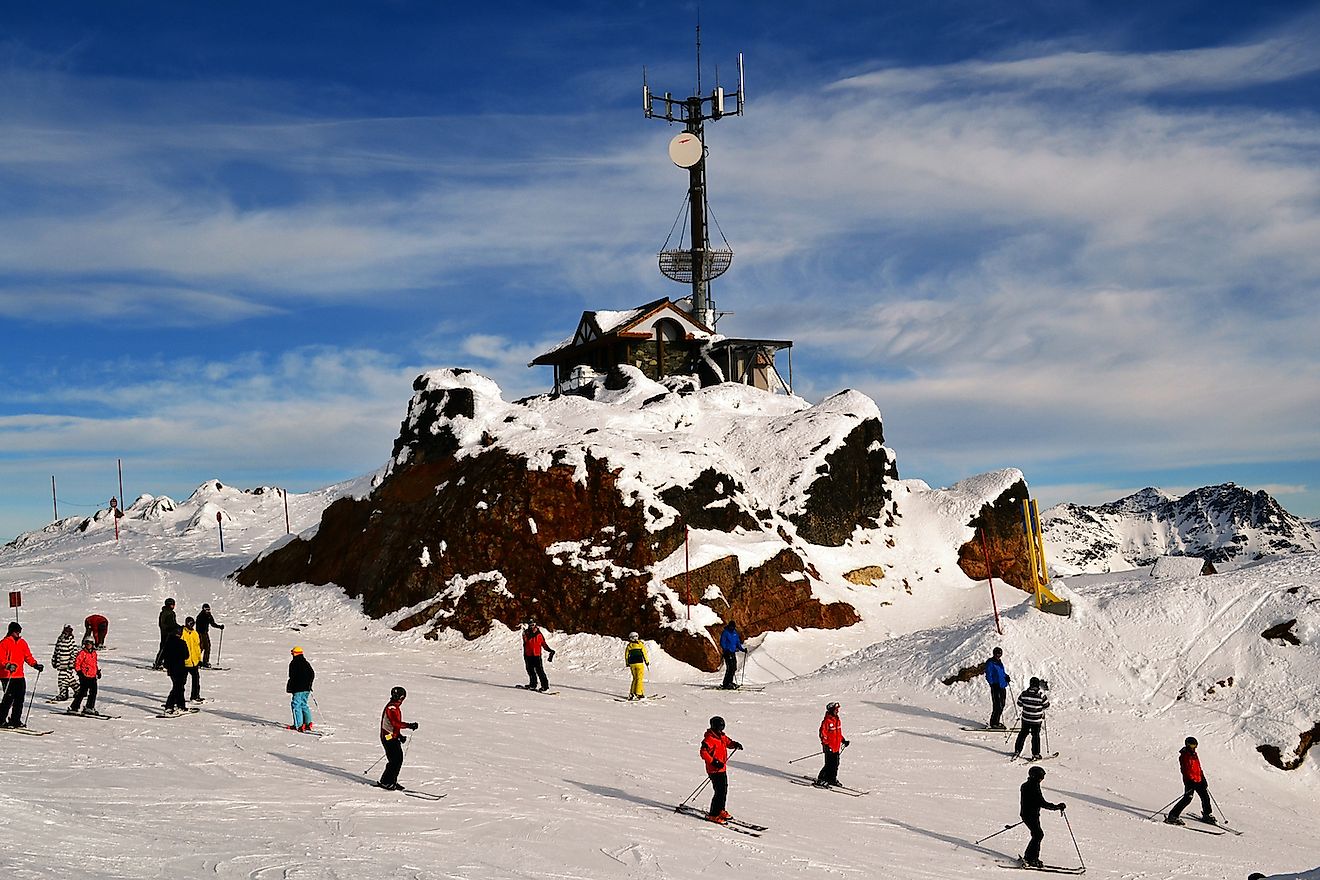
top-left (1042, 483), bottom-right (1320, 574)
top-left (1, 477), bottom-right (1317, 880)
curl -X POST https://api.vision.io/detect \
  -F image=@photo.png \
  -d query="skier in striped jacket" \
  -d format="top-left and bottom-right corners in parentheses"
top-left (51, 625), bottom-right (78, 701)
top-left (1011, 678), bottom-right (1050, 760)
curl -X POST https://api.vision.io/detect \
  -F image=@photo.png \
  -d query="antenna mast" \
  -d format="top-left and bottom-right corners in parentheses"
top-left (643, 31), bottom-right (745, 330)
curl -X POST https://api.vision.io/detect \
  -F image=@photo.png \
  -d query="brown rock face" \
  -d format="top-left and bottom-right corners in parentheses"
top-left (1257, 721), bottom-right (1320, 771)
top-left (790, 405), bottom-right (897, 546)
top-left (235, 370), bottom-right (884, 670)
top-left (957, 479), bottom-right (1035, 591)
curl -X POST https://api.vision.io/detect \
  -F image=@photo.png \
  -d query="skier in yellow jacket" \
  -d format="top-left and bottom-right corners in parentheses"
top-left (625, 632), bottom-right (649, 700)
top-left (181, 617), bottom-right (204, 703)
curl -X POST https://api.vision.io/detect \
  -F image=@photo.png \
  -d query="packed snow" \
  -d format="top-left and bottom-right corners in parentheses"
top-left (1, 480), bottom-right (1317, 880)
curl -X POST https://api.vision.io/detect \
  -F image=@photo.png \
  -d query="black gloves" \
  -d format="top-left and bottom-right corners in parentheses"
top-left (409, 722), bottom-right (419, 730)
top-left (35, 663), bottom-right (44, 672)
top-left (710, 760), bottom-right (724, 771)
top-left (218, 624), bottom-right (225, 630)
top-left (547, 650), bottom-right (556, 662)
top-left (730, 741), bottom-right (743, 751)
top-left (399, 736), bottom-right (408, 745)
top-left (97, 671), bottom-right (102, 679)
top-left (4, 663), bottom-right (16, 672)
top-left (1057, 803), bottom-right (1067, 812)
top-left (843, 739), bottom-right (851, 748)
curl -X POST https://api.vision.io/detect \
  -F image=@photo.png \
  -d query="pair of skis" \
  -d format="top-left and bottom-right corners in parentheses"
top-left (786, 775), bottom-right (869, 796)
top-left (613, 694), bottom-right (667, 703)
top-left (1157, 815), bottom-right (1243, 836)
top-left (673, 804), bottom-right (767, 836)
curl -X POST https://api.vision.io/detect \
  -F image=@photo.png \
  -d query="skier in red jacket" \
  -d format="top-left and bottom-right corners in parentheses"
top-left (0, 622), bottom-right (44, 728)
top-left (68, 638), bottom-right (104, 716)
top-left (83, 614), bottom-right (109, 649)
top-left (699, 716), bottom-right (743, 823)
top-left (377, 686), bottom-right (419, 791)
top-left (815, 701), bottom-right (850, 787)
top-left (1165, 736), bottom-right (1215, 825)
top-left (521, 621), bottom-right (556, 692)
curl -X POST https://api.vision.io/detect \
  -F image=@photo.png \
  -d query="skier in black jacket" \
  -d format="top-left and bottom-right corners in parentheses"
top-left (196, 603), bottom-right (225, 668)
top-left (286, 646), bottom-right (315, 732)
top-left (161, 626), bottom-right (191, 714)
top-left (153, 599), bottom-right (177, 669)
top-left (1019, 765), bottom-right (1065, 868)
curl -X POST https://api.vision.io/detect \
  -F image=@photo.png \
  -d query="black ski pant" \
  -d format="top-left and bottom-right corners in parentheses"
top-left (524, 656), bottom-right (548, 690)
top-left (721, 651), bottom-right (738, 688)
top-left (186, 665), bottom-right (201, 700)
top-left (379, 736), bottom-right (405, 787)
top-left (1022, 812), bottom-right (1044, 863)
top-left (989, 686), bottom-right (1007, 727)
top-left (707, 772), bottom-right (728, 817)
top-left (0, 677), bottom-right (26, 725)
top-left (1015, 721), bottom-right (1043, 757)
top-left (199, 631), bottom-right (212, 666)
top-left (1168, 779), bottom-right (1212, 820)
top-left (165, 668), bottom-right (187, 711)
top-left (816, 748), bottom-right (841, 785)
top-left (70, 673), bottom-right (97, 712)
top-left (154, 633), bottom-right (170, 668)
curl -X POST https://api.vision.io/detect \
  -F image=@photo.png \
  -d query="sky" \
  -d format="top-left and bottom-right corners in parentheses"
top-left (3, 0), bottom-right (1320, 542)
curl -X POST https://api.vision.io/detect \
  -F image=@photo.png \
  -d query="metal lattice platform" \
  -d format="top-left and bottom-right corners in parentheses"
top-left (658, 248), bottom-right (733, 283)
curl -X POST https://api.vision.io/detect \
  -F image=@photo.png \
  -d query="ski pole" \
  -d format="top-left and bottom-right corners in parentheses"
top-left (1209, 786), bottom-right (1224, 828)
top-left (363, 753), bottom-right (387, 775)
top-left (1144, 796), bottom-right (1181, 821)
top-left (1044, 719), bottom-right (1050, 754)
top-left (22, 668), bottom-right (42, 726)
top-left (215, 628), bottom-right (224, 667)
top-left (788, 750), bottom-right (822, 764)
top-left (974, 820), bottom-right (1023, 844)
top-left (311, 693), bottom-right (328, 729)
top-left (737, 649), bottom-right (748, 688)
top-left (678, 776), bottom-right (712, 808)
top-left (1061, 807), bottom-right (1085, 870)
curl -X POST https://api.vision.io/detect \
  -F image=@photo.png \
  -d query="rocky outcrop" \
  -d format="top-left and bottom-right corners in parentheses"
top-left (1258, 721), bottom-right (1320, 771)
top-left (956, 478), bottom-right (1035, 591)
top-left (236, 368), bottom-right (891, 670)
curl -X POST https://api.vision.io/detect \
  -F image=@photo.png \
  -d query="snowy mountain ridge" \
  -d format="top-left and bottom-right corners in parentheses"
top-left (1041, 482), bottom-right (1320, 575)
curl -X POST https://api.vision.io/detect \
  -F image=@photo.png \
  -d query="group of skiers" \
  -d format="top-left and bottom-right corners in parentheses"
top-left (982, 645), bottom-right (1220, 868)
top-left (152, 599), bottom-right (225, 715)
top-left (8, 604), bottom-right (1236, 870)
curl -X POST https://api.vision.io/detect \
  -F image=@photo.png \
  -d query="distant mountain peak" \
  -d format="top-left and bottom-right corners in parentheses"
top-left (1043, 483), bottom-right (1318, 574)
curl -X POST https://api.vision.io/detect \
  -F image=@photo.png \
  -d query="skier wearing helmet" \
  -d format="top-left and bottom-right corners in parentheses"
top-left (699, 716), bottom-right (743, 823)
top-left (1019, 765), bottom-right (1065, 869)
top-left (377, 686), bottom-right (418, 791)
top-left (67, 638), bottom-right (104, 716)
top-left (624, 631), bottom-right (649, 700)
top-left (815, 702), bottom-right (850, 787)
top-left (1164, 736), bottom-right (1215, 825)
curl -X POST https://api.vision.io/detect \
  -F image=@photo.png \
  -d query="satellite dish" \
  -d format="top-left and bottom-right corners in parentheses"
top-left (668, 132), bottom-right (703, 168)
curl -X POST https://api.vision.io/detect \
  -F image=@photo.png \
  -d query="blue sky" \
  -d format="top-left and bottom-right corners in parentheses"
top-left (3, 1), bottom-right (1320, 541)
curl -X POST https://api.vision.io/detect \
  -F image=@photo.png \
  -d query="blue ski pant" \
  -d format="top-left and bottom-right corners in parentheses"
top-left (291, 691), bottom-right (312, 728)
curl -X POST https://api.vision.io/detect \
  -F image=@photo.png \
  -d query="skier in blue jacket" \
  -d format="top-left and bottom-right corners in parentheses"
top-left (719, 621), bottom-right (745, 689)
top-left (985, 647), bottom-right (1011, 729)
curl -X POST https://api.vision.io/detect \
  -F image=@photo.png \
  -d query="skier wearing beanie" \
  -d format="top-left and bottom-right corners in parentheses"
top-left (699, 716), bottom-right (743, 823)
top-left (985, 647), bottom-right (1011, 729)
top-left (377, 686), bottom-right (418, 791)
top-left (196, 603), bottom-right (225, 668)
top-left (153, 598), bottom-right (177, 669)
top-left (1165, 736), bottom-right (1215, 825)
top-left (624, 632), bottom-right (649, 700)
top-left (67, 638), bottom-right (104, 716)
top-left (815, 702), bottom-right (850, 787)
top-left (286, 646), bottom-right (315, 732)
top-left (51, 625), bottom-right (78, 701)
top-left (0, 622), bottom-right (43, 728)
top-left (1011, 677), bottom-right (1050, 760)
top-left (1019, 765), bottom-right (1065, 869)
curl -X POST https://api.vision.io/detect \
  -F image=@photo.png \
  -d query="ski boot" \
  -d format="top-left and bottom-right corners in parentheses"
top-left (1164, 815), bottom-right (1185, 826)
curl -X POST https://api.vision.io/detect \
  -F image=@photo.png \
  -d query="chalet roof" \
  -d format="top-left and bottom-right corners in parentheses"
top-left (530, 297), bottom-right (715, 366)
